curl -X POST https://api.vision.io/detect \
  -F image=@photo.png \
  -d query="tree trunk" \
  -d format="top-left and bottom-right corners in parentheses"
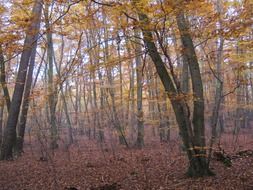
top-left (181, 56), bottom-right (189, 94)
top-left (208, 0), bottom-right (225, 164)
top-left (176, 11), bottom-right (212, 177)
top-left (0, 45), bottom-right (11, 112)
top-left (0, 0), bottom-right (42, 160)
top-left (98, 69), bottom-right (105, 142)
top-left (61, 91), bottom-right (73, 144)
top-left (129, 43), bottom-right (135, 139)
top-left (54, 34), bottom-right (74, 145)
top-left (16, 32), bottom-right (40, 154)
top-left (0, 98), bottom-right (4, 146)
top-left (133, 0), bottom-right (213, 176)
top-left (44, 2), bottom-right (58, 149)
top-left (147, 63), bottom-right (156, 136)
top-left (117, 34), bottom-right (123, 118)
top-left (103, 19), bottom-right (127, 146)
top-left (134, 28), bottom-right (144, 148)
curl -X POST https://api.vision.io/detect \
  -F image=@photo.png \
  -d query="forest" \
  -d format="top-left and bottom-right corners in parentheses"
top-left (0, 0), bottom-right (252, 189)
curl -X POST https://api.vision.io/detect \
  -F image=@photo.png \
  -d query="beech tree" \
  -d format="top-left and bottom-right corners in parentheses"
top-left (16, 32), bottom-right (40, 153)
top-left (132, 0), bottom-right (213, 176)
top-left (0, 0), bottom-right (43, 160)
top-left (0, 0), bottom-right (252, 181)
top-left (0, 45), bottom-right (11, 112)
top-left (44, 1), bottom-right (58, 149)
top-left (135, 28), bottom-right (144, 148)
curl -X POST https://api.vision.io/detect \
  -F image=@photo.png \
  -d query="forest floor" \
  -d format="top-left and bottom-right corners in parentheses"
top-left (0, 130), bottom-right (253, 190)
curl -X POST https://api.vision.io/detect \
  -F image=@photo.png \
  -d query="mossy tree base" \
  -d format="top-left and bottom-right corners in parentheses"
top-left (186, 159), bottom-right (215, 177)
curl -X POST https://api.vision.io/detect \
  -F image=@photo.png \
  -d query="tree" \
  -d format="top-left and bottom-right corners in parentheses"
top-left (0, 45), bottom-right (11, 112)
top-left (133, 0), bottom-right (213, 176)
top-left (44, 2), bottom-right (58, 149)
top-left (16, 31), bottom-right (40, 153)
top-left (208, 0), bottom-right (225, 164)
top-left (0, 0), bottom-right (43, 160)
top-left (134, 28), bottom-right (144, 148)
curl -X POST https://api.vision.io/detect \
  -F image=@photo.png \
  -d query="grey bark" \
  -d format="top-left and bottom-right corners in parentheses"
top-left (0, 0), bottom-right (43, 160)
top-left (133, 0), bottom-right (213, 176)
top-left (103, 19), bottom-right (127, 146)
top-left (53, 36), bottom-right (73, 145)
top-left (176, 11), bottom-right (212, 176)
top-left (0, 45), bottom-right (11, 112)
top-left (134, 28), bottom-right (144, 148)
top-left (16, 32), bottom-right (40, 153)
top-left (0, 97), bottom-right (4, 146)
top-left (207, 0), bottom-right (225, 164)
top-left (44, 3), bottom-right (58, 149)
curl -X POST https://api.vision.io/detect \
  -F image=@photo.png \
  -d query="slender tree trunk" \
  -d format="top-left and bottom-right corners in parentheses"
top-left (162, 93), bottom-right (170, 142)
top-left (61, 91), bottom-right (73, 144)
top-left (16, 33), bottom-right (41, 153)
top-left (234, 42), bottom-right (245, 136)
top-left (157, 87), bottom-right (170, 142)
top-left (44, 3), bottom-right (58, 149)
top-left (248, 62), bottom-right (253, 124)
top-left (129, 49), bottom-right (135, 138)
top-left (133, 0), bottom-right (213, 176)
top-left (87, 74), bottom-right (93, 139)
top-left (156, 78), bottom-right (165, 142)
top-left (134, 28), bottom-right (144, 148)
top-left (0, 0), bottom-right (42, 160)
top-left (82, 74), bottom-right (90, 137)
top-left (103, 21), bottom-right (127, 146)
top-left (92, 30), bottom-right (104, 142)
top-left (106, 62), bottom-right (127, 145)
top-left (92, 70), bottom-right (99, 140)
top-left (0, 98), bottom-right (4, 146)
top-left (171, 29), bottom-right (189, 93)
top-left (53, 43), bottom-right (74, 145)
top-left (250, 62), bottom-right (253, 104)
top-left (208, 0), bottom-right (225, 164)
top-left (117, 34), bottom-right (123, 118)
top-left (98, 69), bottom-right (105, 142)
top-left (147, 63), bottom-right (156, 136)
top-left (0, 45), bottom-right (11, 112)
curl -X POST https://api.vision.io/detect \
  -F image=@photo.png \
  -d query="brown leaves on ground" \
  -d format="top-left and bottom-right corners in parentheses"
top-left (0, 134), bottom-right (253, 190)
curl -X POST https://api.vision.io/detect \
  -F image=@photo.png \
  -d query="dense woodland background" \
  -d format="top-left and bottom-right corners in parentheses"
top-left (0, 0), bottom-right (253, 189)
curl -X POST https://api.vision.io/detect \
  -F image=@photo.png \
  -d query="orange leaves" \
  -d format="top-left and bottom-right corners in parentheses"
top-left (185, 0), bottom-right (214, 16)
top-left (0, 4), bottom-right (6, 15)
top-left (10, 1), bottom-right (33, 28)
top-left (0, 33), bottom-right (19, 44)
top-left (0, 32), bottom-right (22, 56)
top-left (166, 91), bottom-right (196, 102)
